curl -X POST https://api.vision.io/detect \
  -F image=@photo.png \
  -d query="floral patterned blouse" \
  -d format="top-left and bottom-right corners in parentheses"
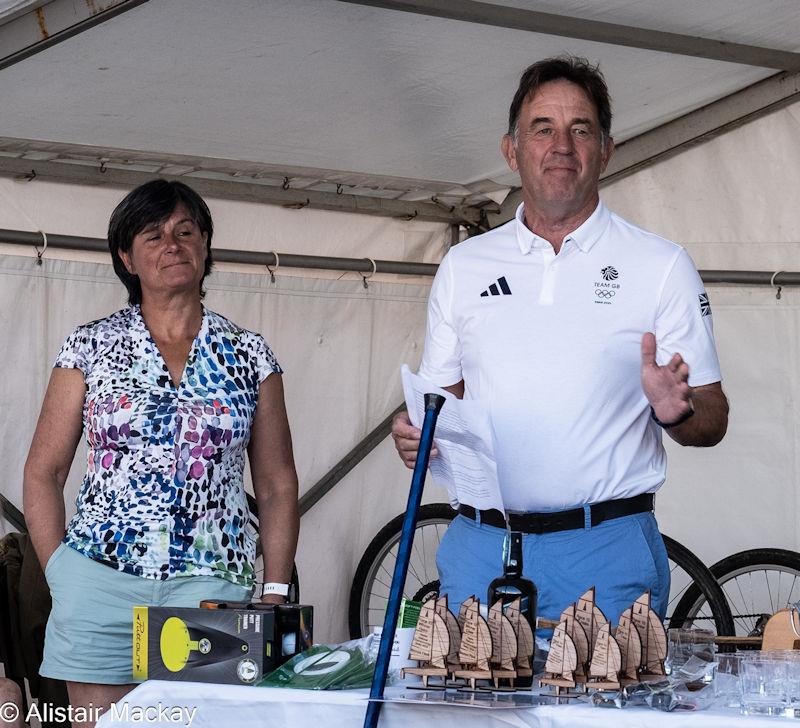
top-left (54, 306), bottom-right (282, 586)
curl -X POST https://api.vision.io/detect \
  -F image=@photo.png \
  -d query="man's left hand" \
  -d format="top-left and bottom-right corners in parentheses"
top-left (260, 593), bottom-right (287, 606)
top-left (640, 332), bottom-right (692, 423)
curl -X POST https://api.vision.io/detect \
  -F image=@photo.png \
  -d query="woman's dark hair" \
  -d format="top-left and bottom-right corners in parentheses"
top-left (508, 56), bottom-right (612, 139)
top-left (108, 179), bottom-right (214, 305)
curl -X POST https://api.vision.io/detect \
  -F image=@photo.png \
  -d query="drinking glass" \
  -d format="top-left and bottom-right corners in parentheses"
top-left (739, 657), bottom-right (789, 716)
top-left (666, 628), bottom-right (715, 675)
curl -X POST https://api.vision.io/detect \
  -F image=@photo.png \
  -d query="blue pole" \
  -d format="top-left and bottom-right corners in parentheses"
top-left (363, 393), bottom-right (446, 728)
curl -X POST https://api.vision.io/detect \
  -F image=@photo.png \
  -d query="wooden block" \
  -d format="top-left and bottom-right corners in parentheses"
top-left (491, 668), bottom-right (517, 689)
top-left (588, 679), bottom-right (621, 691)
top-left (452, 669), bottom-right (493, 691)
top-left (401, 666), bottom-right (448, 688)
top-left (762, 609), bottom-right (800, 652)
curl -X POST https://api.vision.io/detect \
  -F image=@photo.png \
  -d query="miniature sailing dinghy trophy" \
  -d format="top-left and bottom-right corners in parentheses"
top-left (453, 599), bottom-right (494, 690)
top-left (487, 600), bottom-right (518, 688)
top-left (539, 621), bottom-right (578, 695)
top-left (587, 623), bottom-right (622, 690)
top-left (616, 606), bottom-right (643, 684)
top-left (507, 597), bottom-right (534, 680)
top-left (630, 590), bottom-right (667, 678)
top-left (538, 585), bottom-right (669, 696)
top-left (400, 598), bottom-right (450, 688)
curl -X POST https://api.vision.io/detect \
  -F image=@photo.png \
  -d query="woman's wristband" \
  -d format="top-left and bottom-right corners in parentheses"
top-left (260, 582), bottom-right (290, 599)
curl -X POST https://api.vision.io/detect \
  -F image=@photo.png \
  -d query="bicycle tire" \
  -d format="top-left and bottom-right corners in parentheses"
top-left (662, 535), bottom-right (734, 635)
top-left (348, 502), bottom-right (735, 638)
top-left (673, 548), bottom-right (800, 638)
top-left (348, 503), bottom-right (455, 639)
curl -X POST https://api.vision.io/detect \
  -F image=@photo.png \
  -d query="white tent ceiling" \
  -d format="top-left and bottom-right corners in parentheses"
top-left (0, 0), bottom-right (799, 220)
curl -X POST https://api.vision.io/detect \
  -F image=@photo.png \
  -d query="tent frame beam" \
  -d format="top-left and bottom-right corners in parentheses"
top-left (340, 0), bottom-right (800, 71)
top-left (1, 228), bottom-right (798, 286)
top-left (0, 157), bottom-right (482, 226)
top-left (0, 0), bottom-right (150, 73)
top-left (338, 0), bottom-right (800, 71)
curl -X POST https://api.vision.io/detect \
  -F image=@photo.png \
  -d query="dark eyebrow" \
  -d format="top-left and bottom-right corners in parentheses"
top-left (529, 116), bottom-right (596, 127)
top-left (175, 217), bottom-right (195, 226)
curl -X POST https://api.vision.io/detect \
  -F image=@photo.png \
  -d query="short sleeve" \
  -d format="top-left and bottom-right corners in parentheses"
top-left (655, 248), bottom-right (721, 387)
top-left (254, 334), bottom-right (283, 383)
top-left (418, 253), bottom-right (463, 386)
top-left (54, 326), bottom-right (92, 375)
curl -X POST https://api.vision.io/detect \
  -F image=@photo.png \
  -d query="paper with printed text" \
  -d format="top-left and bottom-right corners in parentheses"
top-left (401, 365), bottom-right (504, 516)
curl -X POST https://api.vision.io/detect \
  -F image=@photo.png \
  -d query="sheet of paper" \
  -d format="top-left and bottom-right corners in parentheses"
top-left (401, 365), bottom-right (504, 515)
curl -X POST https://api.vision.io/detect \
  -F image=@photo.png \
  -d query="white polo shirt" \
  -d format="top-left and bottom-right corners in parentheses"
top-left (418, 201), bottom-right (721, 512)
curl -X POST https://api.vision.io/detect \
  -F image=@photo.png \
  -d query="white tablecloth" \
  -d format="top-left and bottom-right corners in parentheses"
top-left (95, 680), bottom-right (793, 728)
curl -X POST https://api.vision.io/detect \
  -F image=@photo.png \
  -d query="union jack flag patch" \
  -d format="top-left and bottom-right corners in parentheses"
top-left (699, 292), bottom-right (711, 317)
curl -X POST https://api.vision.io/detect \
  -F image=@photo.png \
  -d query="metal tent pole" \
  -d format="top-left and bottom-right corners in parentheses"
top-left (3, 228), bottom-right (800, 284)
top-left (0, 229), bottom-right (438, 277)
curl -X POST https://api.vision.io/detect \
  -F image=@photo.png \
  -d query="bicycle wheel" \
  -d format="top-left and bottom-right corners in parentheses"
top-left (348, 503), bottom-right (455, 638)
top-left (663, 535), bottom-right (734, 635)
top-left (673, 548), bottom-right (800, 638)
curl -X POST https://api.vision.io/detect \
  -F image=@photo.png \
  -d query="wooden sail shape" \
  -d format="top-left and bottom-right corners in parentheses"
top-left (559, 603), bottom-right (590, 678)
top-left (574, 587), bottom-right (608, 656)
top-left (488, 601), bottom-right (518, 671)
top-left (506, 597), bottom-right (534, 676)
top-left (539, 621), bottom-right (578, 694)
top-left (435, 596), bottom-right (462, 669)
top-left (616, 607), bottom-right (643, 680)
top-left (453, 599), bottom-right (493, 689)
top-left (457, 601), bottom-right (492, 670)
top-left (630, 591), bottom-right (667, 676)
top-left (588, 623), bottom-right (622, 689)
top-left (402, 597), bottom-right (450, 687)
top-left (458, 596), bottom-right (476, 633)
top-left (487, 600), bottom-right (518, 687)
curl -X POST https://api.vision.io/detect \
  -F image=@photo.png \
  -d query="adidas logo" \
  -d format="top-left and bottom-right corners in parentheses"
top-left (480, 276), bottom-right (512, 297)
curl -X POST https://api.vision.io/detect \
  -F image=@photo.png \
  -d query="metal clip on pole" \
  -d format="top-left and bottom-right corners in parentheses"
top-left (364, 392), bottom-right (446, 728)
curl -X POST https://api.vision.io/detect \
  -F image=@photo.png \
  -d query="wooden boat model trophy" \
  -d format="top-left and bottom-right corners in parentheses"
top-left (539, 588), bottom-right (667, 695)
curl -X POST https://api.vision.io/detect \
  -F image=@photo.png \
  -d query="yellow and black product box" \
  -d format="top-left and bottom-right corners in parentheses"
top-left (133, 603), bottom-right (313, 685)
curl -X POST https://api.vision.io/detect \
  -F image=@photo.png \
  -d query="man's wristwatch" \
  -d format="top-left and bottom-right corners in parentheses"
top-left (650, 402), bottom-right (695, 429)
top-left (260, 582), bottom-right (290, 600)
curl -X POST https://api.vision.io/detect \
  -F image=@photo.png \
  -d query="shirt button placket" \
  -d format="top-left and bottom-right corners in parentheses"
top-left (539, 249), bottom-right (557, 305)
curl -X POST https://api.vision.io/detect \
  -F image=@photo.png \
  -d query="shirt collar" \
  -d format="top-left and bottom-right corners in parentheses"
top-left (514, 200), bottom-right (611, 255)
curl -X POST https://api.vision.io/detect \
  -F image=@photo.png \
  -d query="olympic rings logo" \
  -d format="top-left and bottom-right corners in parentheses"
top-left (595, 289), bottom-right (616, 298)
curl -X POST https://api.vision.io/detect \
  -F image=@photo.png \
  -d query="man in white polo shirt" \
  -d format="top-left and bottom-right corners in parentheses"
top-left (392, 57), bottom-right (729, 626)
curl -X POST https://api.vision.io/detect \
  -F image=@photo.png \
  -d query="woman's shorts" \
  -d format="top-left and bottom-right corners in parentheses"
top-left (40, 543), bottom-right (253, 684)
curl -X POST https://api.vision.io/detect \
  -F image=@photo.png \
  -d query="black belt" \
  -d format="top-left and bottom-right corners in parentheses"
top-left (458, 493), bottom-right (654, 535)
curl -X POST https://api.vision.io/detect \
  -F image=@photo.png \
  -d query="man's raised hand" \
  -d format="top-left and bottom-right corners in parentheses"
top-left (640, 332), bottom-right (692, 424)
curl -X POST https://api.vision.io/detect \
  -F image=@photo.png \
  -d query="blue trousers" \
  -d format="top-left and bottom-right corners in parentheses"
top-left (436, 511), bottom-right (670, 628)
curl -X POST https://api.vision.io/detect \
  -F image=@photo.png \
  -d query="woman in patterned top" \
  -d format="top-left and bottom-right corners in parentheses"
top-left (23, 180), bottom-right (299, 724)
